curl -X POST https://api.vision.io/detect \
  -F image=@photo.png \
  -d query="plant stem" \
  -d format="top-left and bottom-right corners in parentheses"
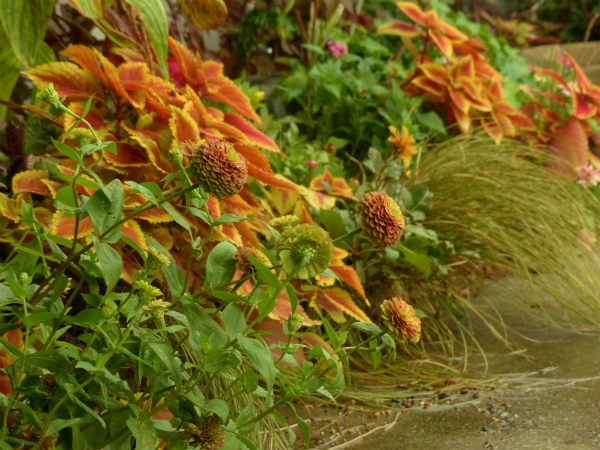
top-left (332, 227), bottom-right (361, 244)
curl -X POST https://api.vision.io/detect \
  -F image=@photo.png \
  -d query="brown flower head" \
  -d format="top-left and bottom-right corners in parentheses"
top-left (187, 416), bottom-right (225, 450)
top-left (234, 247), bottom-right (273, 276)
top-left (381, 298), bottom-right (421, 344)
top-left (356, 191), bottom-right (405, 247)
top-left (275, 224), bottom-right (334, 279)
top-left (189, 140), bottom-right (248, 198)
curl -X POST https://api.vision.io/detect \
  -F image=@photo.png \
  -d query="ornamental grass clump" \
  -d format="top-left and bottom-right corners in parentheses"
top-left (356, 191), bottom-right (406, 247)
top-left (381, 298), bottom-right (421, 344)
top-left (189, 140), bottom-right (248, 198)
top-left (275, 223), bottom-right (334, 279)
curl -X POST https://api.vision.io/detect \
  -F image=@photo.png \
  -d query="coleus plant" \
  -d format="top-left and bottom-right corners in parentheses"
top-left (377, 1), bottom-right (535, 143)
top-left (0, 36), bottom-right (371, 329)
top-left (378, 2), bottom-right (600, 184)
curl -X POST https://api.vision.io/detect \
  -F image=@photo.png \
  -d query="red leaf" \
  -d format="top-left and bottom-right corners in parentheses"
top-left (377, 20), bottom-right (421, 37)
top-left (397, 2), bottom-right (426, 26)
top-left (329, 264), bottom-right (369, 304)
top-left (310, 288), bottom-right (371, 324)
top-left (168, 37), bottom-right (198, 87)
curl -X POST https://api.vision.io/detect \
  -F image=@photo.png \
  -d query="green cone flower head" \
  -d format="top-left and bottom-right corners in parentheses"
top-left (275, 223), bottom-right (334, 279)
top-left (145, 247), bottom-right (171, 269)
top-left (269, 215), bottom-right (299, 232)
top-left (356, 191), bottom-right (405, 247)
top-left (234, 247), bottom-right (272, 276)
top-left (133, 280), bottom-right (162, 304)
top-left (381, 297), bottom-right (421, 344)
top-left (189, 140), bottom-right (248, 198)
top-left (287, 313), bottom-right (304, 333)
top-left (37, 83), bottom-right (61, 108)
top-left (143, 300), bottom-right (171, 318)
top-left (14, 412), bottom-right (58, 450)
top-left (180, 416), bottom-right (225, 450)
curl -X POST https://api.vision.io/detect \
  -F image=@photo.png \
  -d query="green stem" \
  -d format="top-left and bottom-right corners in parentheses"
top-left (332, 227), bottom-right (361, 244)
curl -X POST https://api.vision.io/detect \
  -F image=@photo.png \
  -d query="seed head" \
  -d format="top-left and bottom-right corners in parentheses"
top-left (356, 191), bottom-right (405, 247)
top-left (381, 297), bottom-right (421, 344)
top-left (275, 224), bottom-right (334, 279)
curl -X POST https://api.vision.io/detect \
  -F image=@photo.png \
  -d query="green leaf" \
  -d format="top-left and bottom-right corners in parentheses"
top-left (301, 43), bottom-right (325, 55)
top-left (15, 401), bottom-right (43, 432)
top-left (438, 296), bottom-right (465, 319)
top-left (161, 202), bottom-right (191, 235)
top-left (126, 418), bottom-right (158, 450)
top-left (55, 185), bottom-right (78, 212)
top-left (124, 181), bottom-right (160, 207)
top-left (27, 351), bottom-right (69, 373)
top-left (351, 322), bottom-right (381, 335)
top-left (123, 0), bottom-right (169, 79)
top-left (245, 254), bottom-right (281, 289)
top-left (51, 138), bottom-right (82, 164)
top-left (6, 273), bottom-right (28, 299)
top-left (397, 243), bottom-right (431, 278)
top-left (318, 210), bottom-right (345, 239)
top-left (319, 315), bottom-right (339, 350)
top-left (237, 336), bottom-right (276, 392)
top-left (416, 111), bottom-right (447, 135)
top-left (148, 343), bottom-right (182, 387)
top-left (205, 242), bottom-right (237, 288)
top-left (285, 284), bottom-right (298, 314)
top-left (212, 214), bottom-right (248, 227)
top-left (0, 0), bottom-right (55, 68)
top-left (287, 402), bottom-right (310, 447)
top-left (22, 311), bottom-right (60, 327)
top-left (85, 179), bottom-right (124, 243)
top-left (222, 303), bottom-right (245, 340)
top-left (201, 399), bottom-right (229, 421)
top-left (75, 361), bottom-right (121, 383)
top-left (0, 27), bottom-right (20, 121)
top-left (183, 303), bottom-right (227, 349)
top-left (47, 418), bottom-right (82, 436)
top-left (92, 237), bottom-right (123, 293)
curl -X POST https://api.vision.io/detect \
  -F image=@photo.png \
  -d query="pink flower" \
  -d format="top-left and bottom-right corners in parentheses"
top-left (566, 59), bottom-right (572, 67)
top-left (327, 41), bottom-right (347, 58)
top-left (557, 55), bottom-right (565, 63)
top-left (579, 163), bottom-right (600, 186)
top-left (306, 160), bottom-right (318, 169)
top-left (527, 63), bottom-right (533, 72)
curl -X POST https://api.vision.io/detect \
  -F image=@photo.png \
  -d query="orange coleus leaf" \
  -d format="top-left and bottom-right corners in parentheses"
top-left (233, 220), bottom-right (261, 247)
top-left (412, 76), bottom-right (445, 97)
top-left (202, 60), bottom-right (261, 123)
top-left (308, 168), bottom-right (357, 201)
top-left (104, 142), bottom-right (149, 167)
top-left (377, 20), bottom-right (421, 37)
top-left (121, 253), bottom-right (139, 284)
top-left (149, 227), bottom-right (174, 251)
top-left (329, 264), bottom-right (369, 305)
top-left (507, 109), bottom-right (536, 131)
top-left (33, 207), bottom-right (54, 225)
top-left (0, 194), bottom-right (19, 222)
top-left (63, 102), bottom-right (115, 135)
top-left (419, 63), bottom-right (447, 84)
top-left (450, 104), bottom-right (471, 133)
top-left (52, 214), bottom-right (93, 239)
top-left (168, 37), bottom-right (198, 87)
top-left (135, 208), bottom-right (174, 223)
top-left (571, 87), bottom-right (598, 120)
top-left (428, 29), bottom-right (454, 59)
top-left (178, 0), bottom-right (228, 30)
top-left (0, 374), bottom-right (11, 396)
top-left (1, 328), bottom-right (23, 368)
top-left (448, 88), bottom-right (469, 114)
top-left (12, 170), bottom-right (50, 196)
top-left (481, 119), bottom-right (503, 145)
top-left (548, 116), bottom-right (588, 180)
top-left (170, 104), bottom-right (201, 145)
top-left (535, 68), bottom-right (568, 88)
top-left (309, 288), bottom-right (371, 324)
top-left (214, 222), bottom-right (243, 246)
top-left (235, 144), bottom-right (298, 192)
top-left (397, 2), bottom-right (426, 26)
top-left (298, 185), bottom-right (337, 210)
top-left (223, 113), bottom-right (279, 152)
top-left (26, 62), bottom-right (104, 103)
top-left (121, 219), bottom-right (147, 250)
top-left (62, 46), bottom-right (146, 108)
top-left (122, 122), bottom-right (175, 174)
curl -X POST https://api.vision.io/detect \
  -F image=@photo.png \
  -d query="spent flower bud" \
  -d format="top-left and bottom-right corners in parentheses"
top-left (37, 83), bottom-right (62, 109)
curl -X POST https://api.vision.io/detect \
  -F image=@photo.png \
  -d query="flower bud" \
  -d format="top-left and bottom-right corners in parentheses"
top-left (381, 297), bottom-right (421, 344)
top-left (287, 313), bottom-right (304, 333)
top-left (356, 191), bottom-right (405, 247)
top-left (269, 215), bottom-right (299, 232)
top-left (37, 83), bottom-right (62, 109)
top-left (133, 280), bottom-right (162, 304)
top-left (145, 246), bottom-right (171, 269)
top-left (170, 147), bottom-right (184, 166)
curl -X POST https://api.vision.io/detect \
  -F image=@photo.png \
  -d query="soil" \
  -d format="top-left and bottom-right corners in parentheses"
top-left (291, 278), bottom-right (600, 450)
